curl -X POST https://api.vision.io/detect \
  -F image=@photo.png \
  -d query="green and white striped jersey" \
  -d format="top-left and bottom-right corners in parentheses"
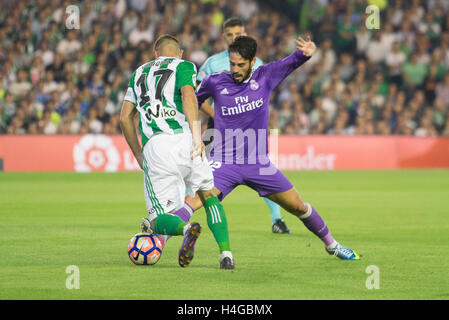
top-left (124, 56), bottom-right (197, 147)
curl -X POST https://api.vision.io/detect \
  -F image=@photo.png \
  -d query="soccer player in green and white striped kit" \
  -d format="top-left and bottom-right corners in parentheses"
top-left (120, 34), bottom-right (234, 269)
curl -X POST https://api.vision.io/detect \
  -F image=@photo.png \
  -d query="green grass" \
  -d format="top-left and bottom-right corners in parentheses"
top-left (1, 170), bottom-right (449, 300)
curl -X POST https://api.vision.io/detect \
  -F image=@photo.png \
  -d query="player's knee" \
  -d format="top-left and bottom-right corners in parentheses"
top-left (197, 190), bottom-right (209, 198)
top-left (293, 201), bottom-right (308, 216)
top-left (197, 187), bottom-right (221, 202)
top-left (186, 194), bottom-right (203, 211)
top-left (197, 189), bottom-right (214, 202)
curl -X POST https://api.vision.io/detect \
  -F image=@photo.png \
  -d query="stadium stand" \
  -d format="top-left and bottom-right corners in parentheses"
top-left (0, 0), bottom-right (448, 136)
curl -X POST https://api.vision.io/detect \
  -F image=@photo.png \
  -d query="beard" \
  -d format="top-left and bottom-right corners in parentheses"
top-left (231, 68), bottom-right (252, 84)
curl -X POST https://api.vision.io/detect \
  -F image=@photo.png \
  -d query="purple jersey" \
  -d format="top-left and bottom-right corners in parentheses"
top-left (196, 49), bottom-right (310, 164)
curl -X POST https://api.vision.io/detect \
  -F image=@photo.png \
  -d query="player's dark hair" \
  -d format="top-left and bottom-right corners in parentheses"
top-left (154, 34), bottom-right (180, 52)
top-left (228, 36), bottom-right (257, 62)
top-left (223, 17), bottom-right (244, 31)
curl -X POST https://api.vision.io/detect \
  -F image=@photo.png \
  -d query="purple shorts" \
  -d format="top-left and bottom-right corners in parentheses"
top-left (210, 160), bottom-right (293, 201)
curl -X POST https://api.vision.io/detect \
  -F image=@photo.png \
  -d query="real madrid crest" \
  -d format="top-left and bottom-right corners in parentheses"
top-left (250, 79), bottom-right (259, 90)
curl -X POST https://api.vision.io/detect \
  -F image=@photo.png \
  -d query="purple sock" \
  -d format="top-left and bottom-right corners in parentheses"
top-left (300, 204), bottom-right (335, 247)
top-left (163, 203), bottom-right (194, 241)
top-left (171, 203), bottom-right (193, 222)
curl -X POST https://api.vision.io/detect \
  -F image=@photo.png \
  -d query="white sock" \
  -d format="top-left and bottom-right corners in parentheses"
top-left (326, 241), bottom-right (338, 251)
top-left (219, 251), bottom-right (233, 261)
top-left (299, 203), bottom-right (312, 220)
top-left (183, 224), bottom-right (191, 236)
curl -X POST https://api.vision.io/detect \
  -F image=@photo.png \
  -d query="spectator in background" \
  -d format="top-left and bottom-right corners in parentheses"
top-left (435, 73), bottom-right (449, 107)
top-left (432, 98), bottom-right (447, 132)
top-left (376, 119), bottom-right (392, 135)
top-left (29, 57), bottom-right (45, 85)
top-left (31, 10), bottom-right (49, 42)
top-left (430, 48), bottom-right (447, 80)
top-left (189, 39), bottom-right (209, 66)
top-left (63, 108), bottom-right (82, 134)
top-left (301, 0), bottom-right (327, 33)
top-left (321, 87), bottom-right (338, 125)
top-left (129, 0), bottom-right (150, 13)
top-left (56, 30), bottom-right (82, 59)
top-left (355, 23), bottom-right (371, 56)
top-left (38, 107), bottom-right (58, 134)
top-left (128, 18), bottom-right (154, 47)
top-left (317, 3), bottom-right (337, 42)
top-left (7, 108), bottom-right (26, 134)
top-left (417, 12), bottom-right (441, 45)
top-left (237, 0), bottom-right (258, 20)
top-left (335, 13), bottom-right (357, 53)
top-left (85, 107), bottom-right (103, 134)
top-left (442, 118), bottom-right (449, 136)
top-left (321, 69), bottom-right (345, 98)
top-left (268, 108), bottom-right (279, 131)
top-left (278, 100), bottom-right (293, 130)
top-left (0, 104), bottom-right (7, 133)
top-left (366, 31), bottom-right (387, 66)
top-left (0, 76), bottom-right (5, 101)
top-left (300, 81), bottom-right (315, 113)
top-left (330, 109), bottom-right (349, 135)
top-left (380, 23), bottom-right (396, 53)
top-left (318, 38), bottom-right (337, 73)
top-left (402, 53), bottom-right (428, 92)
top-left (2, 92), bottom-right (17, 124)
top-left (122, 9), bottom-right (139, 36)
top-left (8, 69), bottom-right (32, 97)
top-left (397, 19), bottom-right (416, 50)
top-left (312, 119), bottom-right (326, 134)
top-left (292, 98), bottom-right (310, 134)
top-left (423, 64), bottom-right (439, 103)
top-left (41, 70), bottom-right (59, 95)
top-left (35, 41), bottom-right (55, 68)
top-left (309, 97), bottom-right (324, 129)
top-left (338, 53), bottom-right (355, 83)
top-left (386, 42), bottom-right (407, 86)
top-left (88, 72), bottom-right (105, 99)
top-left (415, 113), bottom-right (437, 137)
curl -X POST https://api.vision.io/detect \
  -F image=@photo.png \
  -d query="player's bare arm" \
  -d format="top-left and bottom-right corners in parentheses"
top-left (181, 84), bottom-right (205, 160)
top-left (119, 100), bottom-right (143, 169)
top-left (200, 100), bottom-right (214, 119)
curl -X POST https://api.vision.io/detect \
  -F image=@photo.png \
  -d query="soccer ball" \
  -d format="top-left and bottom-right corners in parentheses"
top-left (128, 233), bottom-right (163, 265)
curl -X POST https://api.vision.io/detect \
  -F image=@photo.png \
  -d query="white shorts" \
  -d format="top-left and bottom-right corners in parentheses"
top-left (142, 132), bottom-right (214, 221)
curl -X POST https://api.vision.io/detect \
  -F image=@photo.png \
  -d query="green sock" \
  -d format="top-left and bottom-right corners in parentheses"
top-left (152, 214), bottom-right (187, 236)
top-left (204, 197), bottom-right (231, 252)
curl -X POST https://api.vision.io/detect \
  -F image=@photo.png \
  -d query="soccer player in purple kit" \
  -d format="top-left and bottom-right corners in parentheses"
top-left (188, 35), bottom-right (360, 263)
top-left (196, 17), bottom-right (291, 235)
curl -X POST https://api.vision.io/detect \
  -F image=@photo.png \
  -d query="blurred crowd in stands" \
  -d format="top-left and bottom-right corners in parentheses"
top-left (1, 0), bottom-right (449, 136)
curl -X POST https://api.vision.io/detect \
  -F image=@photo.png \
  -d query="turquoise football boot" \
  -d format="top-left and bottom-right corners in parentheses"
top-left (326, 243), bottom-right (361, 260)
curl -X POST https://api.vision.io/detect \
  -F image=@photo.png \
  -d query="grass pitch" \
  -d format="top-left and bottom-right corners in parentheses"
top-left (1, 170), bottom-right (448, 300)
